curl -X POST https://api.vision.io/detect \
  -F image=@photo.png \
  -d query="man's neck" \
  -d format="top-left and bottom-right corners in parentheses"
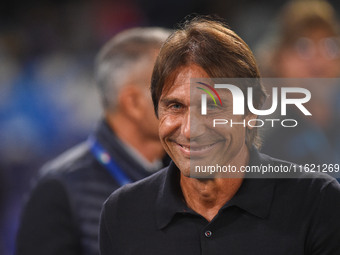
top-left (105, 113), bottom-right (165, 163)
top-left (180, 145), bottom-right (249, 222)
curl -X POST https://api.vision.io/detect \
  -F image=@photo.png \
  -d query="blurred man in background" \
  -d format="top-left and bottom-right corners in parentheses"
top-left (259, 0), bottom-right (340, 78)
top-left (15, 27), bottom-right (171, 255)
top-left (258, 0), bottom-right (340, 169)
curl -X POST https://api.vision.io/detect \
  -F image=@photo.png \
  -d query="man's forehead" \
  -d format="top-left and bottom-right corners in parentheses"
top-left (160, 64), bottom-right (210, 97)
top-left (160, 82), bottom-right (190, 101)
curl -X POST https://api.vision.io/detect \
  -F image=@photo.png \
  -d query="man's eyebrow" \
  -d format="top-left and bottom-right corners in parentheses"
top-left (159, 97), bottom-right (181, 105)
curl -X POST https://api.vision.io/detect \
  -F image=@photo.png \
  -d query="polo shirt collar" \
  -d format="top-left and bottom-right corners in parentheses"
top-left (225, 148), bottom-right (276, 219)
top-left (156, 161), bottom-right (188, 229)
top-left (155, 148), bottom-right (276, 229)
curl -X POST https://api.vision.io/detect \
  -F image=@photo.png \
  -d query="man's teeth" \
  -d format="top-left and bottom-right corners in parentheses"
top-left (191, 144), bottom-right (214, 151)
top-left (181, 145), bottom-right (190, 150)
top-left (180, 144), bottom-right (214, 151)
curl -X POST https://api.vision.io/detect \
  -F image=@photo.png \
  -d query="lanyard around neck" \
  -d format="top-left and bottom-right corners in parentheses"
top-left (88, 136), bottom-right (132, 186)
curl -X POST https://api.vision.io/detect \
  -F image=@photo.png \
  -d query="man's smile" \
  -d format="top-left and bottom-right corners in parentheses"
top-left (175, 140), bottom-right (224, 157)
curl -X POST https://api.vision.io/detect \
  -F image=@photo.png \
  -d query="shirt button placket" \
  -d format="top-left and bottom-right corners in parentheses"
top-left (201, 229), bottom-right (213, 255)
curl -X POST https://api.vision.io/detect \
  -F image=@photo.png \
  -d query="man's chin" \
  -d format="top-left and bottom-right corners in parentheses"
top-left (177, 166), bottom-right (190, 177)
top-left (179, 169), bottom-right (214, 179)
top-left (178, 164), bottom-right (218, 179)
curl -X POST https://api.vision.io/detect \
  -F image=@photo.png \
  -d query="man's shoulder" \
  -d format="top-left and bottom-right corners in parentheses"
top-left (258, 151), bottom-right (340, 199)
top-left (104, 166), bottom-right (168, 210)
top-left (39, 141), bottom-right (93, 179)
top-left (258, 150), bottom-right (337, 179)
top-left (39, 142), bottom-right (90, 176)
top-left (257, 150), bottom-right (295, 166)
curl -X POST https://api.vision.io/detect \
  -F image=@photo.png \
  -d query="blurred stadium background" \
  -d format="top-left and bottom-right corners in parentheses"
top-left (1, 0), bottom-right (339, 254)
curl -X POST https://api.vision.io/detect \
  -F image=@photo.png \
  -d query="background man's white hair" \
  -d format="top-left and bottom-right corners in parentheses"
top-left (94, 27), bottom-right (171, 111)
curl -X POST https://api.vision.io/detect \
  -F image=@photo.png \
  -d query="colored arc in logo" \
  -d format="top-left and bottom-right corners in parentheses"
top-left (196, 82), bottom-right (223, 106)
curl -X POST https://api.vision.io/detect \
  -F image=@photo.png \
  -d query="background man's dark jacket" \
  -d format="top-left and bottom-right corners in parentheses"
top-left (15, 120), bottom-right (169, 255)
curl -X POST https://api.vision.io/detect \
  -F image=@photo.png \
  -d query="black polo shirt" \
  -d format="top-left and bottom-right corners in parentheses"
top-left (100, 149), bottom-right (340, 255)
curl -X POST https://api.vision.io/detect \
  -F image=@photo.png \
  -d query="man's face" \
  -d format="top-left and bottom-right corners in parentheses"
top-left (278, 28), bottom-right (340, 78)
top-left (135, 52), bottom-right (161, 141)
top-left (158, 64), bottom-right (251, 177)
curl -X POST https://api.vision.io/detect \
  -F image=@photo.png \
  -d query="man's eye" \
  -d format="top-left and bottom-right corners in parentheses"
top-left (170, 103), bottom-right (182, 109)
top-left (207, 103), bottom-right (218, 109)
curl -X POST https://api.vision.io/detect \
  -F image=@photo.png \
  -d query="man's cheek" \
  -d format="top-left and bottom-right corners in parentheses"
top-left (159, 116), bottom-right (181, 137)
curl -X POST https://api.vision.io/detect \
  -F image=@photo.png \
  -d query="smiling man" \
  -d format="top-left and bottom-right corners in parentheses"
top-left (99, 17), bottom-right (340, 255)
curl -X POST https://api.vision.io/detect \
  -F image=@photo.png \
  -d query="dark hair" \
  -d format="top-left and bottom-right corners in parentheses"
top-left (151, 16), bottom-right (266, 148)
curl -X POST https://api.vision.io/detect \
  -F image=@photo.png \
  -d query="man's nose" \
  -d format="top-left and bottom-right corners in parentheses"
top-left (181, 108), bottom-right (206, 140)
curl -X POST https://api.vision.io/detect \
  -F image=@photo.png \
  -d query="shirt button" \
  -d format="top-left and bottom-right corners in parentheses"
top-left (204, 230), bottom-right (212, 238)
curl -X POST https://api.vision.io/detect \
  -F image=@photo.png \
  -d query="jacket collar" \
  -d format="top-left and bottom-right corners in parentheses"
top-left (92, 119), bottom-right (151, 181)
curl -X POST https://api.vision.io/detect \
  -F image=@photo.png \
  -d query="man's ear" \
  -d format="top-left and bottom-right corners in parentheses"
top-left (117, 86), bottom-right (145, 121)
top-left (245, 113), bottom-right (257, 130)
